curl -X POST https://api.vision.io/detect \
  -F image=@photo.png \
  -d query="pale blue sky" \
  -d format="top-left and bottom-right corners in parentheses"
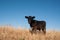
top-left (0, 0), bottom-right (60, 30)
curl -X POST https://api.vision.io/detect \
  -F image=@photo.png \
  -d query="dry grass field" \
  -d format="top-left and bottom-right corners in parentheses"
top-left (0, 26), bottom-right (60, 40)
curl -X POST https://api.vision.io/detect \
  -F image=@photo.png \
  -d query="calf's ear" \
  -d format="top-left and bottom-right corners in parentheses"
top-left (33, 16), bottom-right (35, 18)
top-left (25, 16), bottom-right (28, 18)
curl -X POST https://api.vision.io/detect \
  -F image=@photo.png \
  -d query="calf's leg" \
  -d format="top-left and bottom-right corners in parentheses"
top-left (42, 28), bottom-right (46, 34)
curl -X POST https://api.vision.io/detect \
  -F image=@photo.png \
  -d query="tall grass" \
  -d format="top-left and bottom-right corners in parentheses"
top-left (0, 26), bottom-right (60, 40)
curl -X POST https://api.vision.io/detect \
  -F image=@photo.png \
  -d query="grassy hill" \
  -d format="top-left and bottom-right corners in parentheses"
top-left (0, 26), bottom-right (60, 40)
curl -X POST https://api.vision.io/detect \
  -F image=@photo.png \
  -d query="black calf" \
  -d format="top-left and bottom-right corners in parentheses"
top-left (25, 16), bottom-right (46, 34)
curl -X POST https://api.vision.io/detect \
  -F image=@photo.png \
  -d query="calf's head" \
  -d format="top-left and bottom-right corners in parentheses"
top-left (25, 16), bottom-right (35, 24)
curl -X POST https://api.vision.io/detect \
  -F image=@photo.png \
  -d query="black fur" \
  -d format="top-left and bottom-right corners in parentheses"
top-left (25, 16), bottom-right (46, 34)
